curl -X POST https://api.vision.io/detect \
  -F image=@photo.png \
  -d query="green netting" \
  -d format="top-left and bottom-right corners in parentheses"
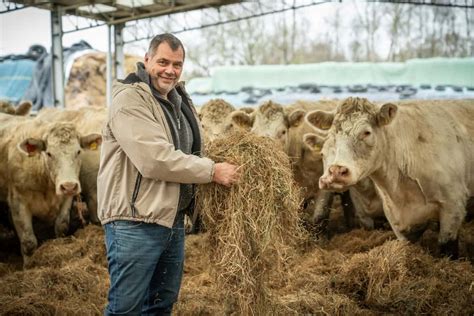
top-left (187, 58), bottom-right (474, 93)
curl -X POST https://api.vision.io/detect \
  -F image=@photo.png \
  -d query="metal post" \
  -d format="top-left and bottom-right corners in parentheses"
top-left (50, 8), bottom-right (65, 108)
top-left (114, 23), bottom-right (125, 80)
top-left (106, 24), bottom-right (113, 107)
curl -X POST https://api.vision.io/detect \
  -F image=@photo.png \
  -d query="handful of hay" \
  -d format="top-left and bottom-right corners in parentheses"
top-left (196, 132), bottom-right (306, 314)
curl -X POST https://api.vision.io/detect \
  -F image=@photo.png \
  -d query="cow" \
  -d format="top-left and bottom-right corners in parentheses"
top-left (37, 106), bottom-right (106, 224)
top-left (199, 99), bottom-right (256, 143)
top-left (306, 97), bottom-right (474, 258)
top-left (0, 113), bottom-right (101, 264)
top-left (0, 100), bottom-right (32, 116)
top-left (199, 99), bottom-right (236, 142)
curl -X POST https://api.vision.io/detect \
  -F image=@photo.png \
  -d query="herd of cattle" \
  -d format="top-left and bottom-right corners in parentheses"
top-left (0, 95), bottom-right (472, 267)
top-left (199, 97), bottom-right (474, 260)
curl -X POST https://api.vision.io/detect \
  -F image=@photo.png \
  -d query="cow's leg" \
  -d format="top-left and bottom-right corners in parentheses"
top-left (340, 190), bottom-right (355, 230)
top-left (55, 196), bottom-right (73, 237)
top-left (311, 191), bottom-right (334, 238)
top-left (9, 198), bottom-right (37, 259)
top-left (400, 223), bottom-right (428, 243)
top-left (86, 191), bottom-right (100, 225)
top-left (349, 187), bottom-right (375, 230)
top-left (438, 203), bottom-right (465, 260)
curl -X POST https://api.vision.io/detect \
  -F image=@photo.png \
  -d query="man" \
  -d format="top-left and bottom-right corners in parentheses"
top-left (98, 33), bottom-right (240, 315)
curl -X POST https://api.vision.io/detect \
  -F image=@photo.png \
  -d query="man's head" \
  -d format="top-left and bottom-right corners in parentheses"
top-left (144, 33), bottom-right (185, 98)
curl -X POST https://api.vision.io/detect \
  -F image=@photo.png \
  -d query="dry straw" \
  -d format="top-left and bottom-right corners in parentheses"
top-left (197, 131), bottom-right (307, 315)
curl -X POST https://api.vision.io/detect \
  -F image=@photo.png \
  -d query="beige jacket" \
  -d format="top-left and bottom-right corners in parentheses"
top-left (97, 80), bottom-right (214, 228)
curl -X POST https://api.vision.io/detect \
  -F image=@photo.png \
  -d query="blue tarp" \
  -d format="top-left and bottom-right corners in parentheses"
top-left (0, 41), bottom-right (94, 110)
top-left (0, 58), bottom-right (36, 103)
top-left (23, 40), bottom-right (94, 111)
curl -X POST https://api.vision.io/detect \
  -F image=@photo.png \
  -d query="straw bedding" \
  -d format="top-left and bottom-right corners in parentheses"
top-left (0, 132), bottom-right (472, 315)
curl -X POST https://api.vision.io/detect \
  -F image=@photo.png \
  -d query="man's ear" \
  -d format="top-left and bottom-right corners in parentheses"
top-left (306, 110), bottom-right (334, 130)
top-left (288, 109), bottom-right (306, 128)
top-left (377, 103), bottom-right (398, 126)
top-left (18, 138), bottom-right (46, 156)
top-left (230, 111), bottom-right (254, 129)
top-left (80, 134), bottom-right (103, 150)
top-left (303, 133), bottom-right (325, 152)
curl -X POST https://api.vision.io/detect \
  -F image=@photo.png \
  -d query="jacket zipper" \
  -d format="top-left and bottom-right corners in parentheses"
top-left (130, 173), bottom-right (142, 217)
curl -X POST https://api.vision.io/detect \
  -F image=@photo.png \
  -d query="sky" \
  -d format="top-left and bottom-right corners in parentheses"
top-left (0, 7), bottom-right (109, 56)
top-left (0, 2), bottom-right (359, 57)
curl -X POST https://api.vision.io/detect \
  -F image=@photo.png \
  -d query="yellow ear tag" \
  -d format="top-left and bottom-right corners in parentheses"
top-left (322, 124), bottom-right (331, 130)
top-left (313, 144), bottom-right (321, 151)
top-left (90, 142), bottom-right (98, 150)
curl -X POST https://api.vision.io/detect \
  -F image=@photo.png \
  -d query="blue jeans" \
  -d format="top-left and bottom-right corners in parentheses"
top-left (104, 213), bottom-right (185, 316)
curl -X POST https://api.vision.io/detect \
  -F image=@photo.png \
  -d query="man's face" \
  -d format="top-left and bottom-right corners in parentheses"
top-left (144, 42), bottom-right (184, 97)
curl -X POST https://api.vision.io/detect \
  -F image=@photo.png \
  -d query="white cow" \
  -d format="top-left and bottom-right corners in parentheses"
top-left (306, 97), bottom-right (474, 258)
top-left (0, 113), bottom-right (101, 264)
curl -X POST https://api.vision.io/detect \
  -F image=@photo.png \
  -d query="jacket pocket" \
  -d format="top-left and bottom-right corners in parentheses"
top-left (130, 173), bottom-right (142, 217)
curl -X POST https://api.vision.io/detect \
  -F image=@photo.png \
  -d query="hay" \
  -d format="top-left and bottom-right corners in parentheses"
top-left (0, 225), bottom-right (108, 314)
top-left (332, 240), bottom-right (474, 314)
top-left (0, 222), bottom-right (472, 314)
top-left (197, 131), bottom-right (306, 314)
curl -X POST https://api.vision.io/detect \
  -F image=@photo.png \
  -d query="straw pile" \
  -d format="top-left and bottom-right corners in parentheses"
top-left (196, 131), bottom-right (307, 314)
top-left (0, 225), bottom-right (108, 314)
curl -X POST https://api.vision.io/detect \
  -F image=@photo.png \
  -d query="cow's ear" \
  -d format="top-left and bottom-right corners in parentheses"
top-left (18, 138), bottom-right (46, 156)
top-left (288, 109), bottom-right (306, 127)
top-left (16, 101), bottom-right (32, 116)
top-left (377, 103), bottom-right (397, 126)
top-left (231, 111), bottom-right (254, 129)
top-left (80, 133), bottom-right (102, 151)
top-left (306, 110), bottom-right (334, 130)
top-left (303, 133), bottom-right (325, 152)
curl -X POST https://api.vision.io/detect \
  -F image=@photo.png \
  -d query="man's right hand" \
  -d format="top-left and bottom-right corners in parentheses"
top-left (212, 162), bottom-right (241, 187)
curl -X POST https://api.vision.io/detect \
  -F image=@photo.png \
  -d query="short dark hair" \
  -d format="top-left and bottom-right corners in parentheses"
top-left (147, 33), bottom-right (185, 60)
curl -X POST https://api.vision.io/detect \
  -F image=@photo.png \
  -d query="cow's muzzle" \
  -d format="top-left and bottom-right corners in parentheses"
top-left (319, 165), bottom-right (352, 191)
top-left (59, 182), bottom-right (80, 196)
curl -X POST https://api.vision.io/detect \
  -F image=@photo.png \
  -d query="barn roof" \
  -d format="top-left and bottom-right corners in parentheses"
top-left (4, 0), bottom-right (243, 25)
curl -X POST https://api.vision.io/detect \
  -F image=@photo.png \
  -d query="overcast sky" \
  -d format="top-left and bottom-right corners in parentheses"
top-left (0, 2), bottom-right (359, 57)
top-left (0, 6), bottom-right (109, 55)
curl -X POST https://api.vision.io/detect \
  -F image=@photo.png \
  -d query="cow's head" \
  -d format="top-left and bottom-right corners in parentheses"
top-left (224, 109), bottom-right (255, 134)
top-left (18, 122), bottom-right (102, 196)
top-left (200, 99), bottom-right (236, 142)
top-left (306, 97), bottom-right (397, 191)
top-left (250, 101), bottom-right (288, 147)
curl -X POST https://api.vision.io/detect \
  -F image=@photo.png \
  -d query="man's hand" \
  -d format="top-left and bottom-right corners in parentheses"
top-left (212, 162), bottom-right (241, 187)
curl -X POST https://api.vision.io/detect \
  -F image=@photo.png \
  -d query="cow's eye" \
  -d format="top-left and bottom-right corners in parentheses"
top-left (77, 150), bottom-right (81, 156)
top-left (46, 152), bottom-right (52, 158)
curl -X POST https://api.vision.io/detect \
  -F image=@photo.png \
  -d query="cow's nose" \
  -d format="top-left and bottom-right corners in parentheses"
top-left (328, 165), bottom-right (350, 181)
top-left (60, 182), bottom-right (79, 195)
